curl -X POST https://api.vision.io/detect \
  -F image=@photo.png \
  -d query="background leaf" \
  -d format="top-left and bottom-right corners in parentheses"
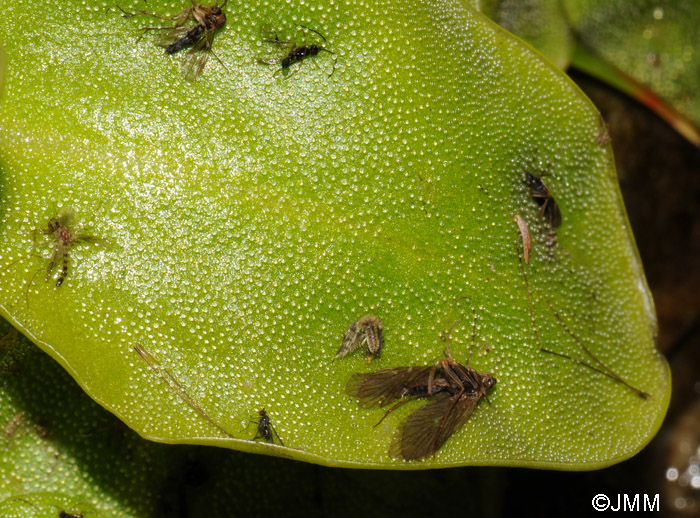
top-left (476, 0), bottom-right (700, 144)
top-left (0, 0), bottom-right (668, 468)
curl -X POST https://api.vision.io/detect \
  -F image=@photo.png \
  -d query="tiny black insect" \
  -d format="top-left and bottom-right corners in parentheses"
top-left (524, 172), bottom-right (562, 231)
top-left (258, 24), bottom-right (335, 79)
top-left (252, 408), bottom-right (284, 446)
top-left (119, 0), bottom-right (227, 81)
top-left (335, 314), bottom-right (384, 362)
top-left (346, 329), bottom-right (495, 461)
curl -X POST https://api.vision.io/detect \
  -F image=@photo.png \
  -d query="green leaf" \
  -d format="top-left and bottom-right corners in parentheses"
top-left (0, 0), bottom-right (669, 468)
top-left (563, 0), bottom-right (700, 145)
top-left (478, 0), bottom-right (700, 145)
top-left (477, 0), bottom-right (575, 69)
top-left (0, 332), bottom-right (506, 516)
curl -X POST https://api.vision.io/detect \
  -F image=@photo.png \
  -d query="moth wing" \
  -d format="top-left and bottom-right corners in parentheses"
top-left (345, 366), bottom-right (434, 408)
top-left (389, 392), bottom-right (479, 461)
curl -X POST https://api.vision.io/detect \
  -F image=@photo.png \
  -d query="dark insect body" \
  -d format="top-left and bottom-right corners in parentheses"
top-left (524, 172), bottom-right (562, 231)
top-left (37, 209), bottom-right (97, 288)
top-left (335, 314), bottom-right (384, 362)
top-left (258, 25), bottom-right (335, 79)
top-left (252, 408), bottom-right (284, 446)
top-left (517, 254), bottom-right (650, 399)
top-left (132, 344), bottom-right (236, 438)
top-left (346, 342), bottom-right (495, 461)
top-left (167, 24), bottom-right (205, 54)
top-left (119, 0), bottom-right (227, 81)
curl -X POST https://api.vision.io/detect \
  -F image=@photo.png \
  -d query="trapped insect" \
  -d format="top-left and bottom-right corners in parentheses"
top-left (346, 327), bottom-right (495, 461)
top-left (252, 408), bottom-right (284, 446)
top-left (34, 208), bottom-right (98, 288)
top-left (524, 171), bottom-right (562, 232)
top-left (119, 0), bottom-right (227, 81)
top-left (335, 314), bottom-right (384, 362)
top-left (132, 344), bottom-right (236, 437)
top-left (517, 256), bottom-right (650, 399)
top-left (257, 24), bottom-right (335, 79)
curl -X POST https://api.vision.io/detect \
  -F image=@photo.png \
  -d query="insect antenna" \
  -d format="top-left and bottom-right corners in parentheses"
top-left (298, 24), bottom-right (326, 43)
top-left (132, 344), bottom-right (236, 437)
top-left (298, 24), bottom-right (337, 76)
top-left (518, 245), bottom-right (649, 399)
top-left (540, 297), bottom-right (650, 399)
top-left (439, 318), bottom-right (462, 361)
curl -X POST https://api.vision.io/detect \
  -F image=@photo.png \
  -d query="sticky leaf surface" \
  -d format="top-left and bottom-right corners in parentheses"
top-left (0, 0), bottom-right (669, 468)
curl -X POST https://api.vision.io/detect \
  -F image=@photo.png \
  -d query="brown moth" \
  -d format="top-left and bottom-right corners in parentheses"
top-left (346, 339), bottom-right (495, 460)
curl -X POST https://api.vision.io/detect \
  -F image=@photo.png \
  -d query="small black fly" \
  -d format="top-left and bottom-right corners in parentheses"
top-left (252, 408), bottom-right (284, 446)
top-left (258, 24), bottom-right (335, 79)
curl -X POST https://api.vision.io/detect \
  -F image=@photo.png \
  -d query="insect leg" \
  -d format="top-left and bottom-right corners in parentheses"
top-left (270, 423), bottom-right (284, 446)
top-left (373, 395), bottom-right (425, 428)
top-left (55, 254), bottom-right (69, 287)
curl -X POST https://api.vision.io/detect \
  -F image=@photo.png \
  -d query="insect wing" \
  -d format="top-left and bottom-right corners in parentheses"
top-left (154, 25), bottom-right (193, 51)
top-left (388, 391), bottom-right (479, 460)
top-left (346, 366), bottom-right (435, 408)
top-left (269, 422), bottom-right (285, 447)
top-left (182, 30), bottom-right (212, 81)
top-left (55, 208), bottom-right (76, 227)
top-left (546, 201), bottom-right (562, 229)
top-left (335, 321), bottom-right (361, 359)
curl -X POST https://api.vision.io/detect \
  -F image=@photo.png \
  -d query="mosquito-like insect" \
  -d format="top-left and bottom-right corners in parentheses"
top-left (119, 0), bottom-right (228, 81)
top-left (517, 252), bottom-right (650, 399)
top-left (257, 24), bottom-right (335, 79)
top-left (34, 208), bottom-right (98, 288)
top-left (334, 314), bottom-right (384, 362)
top-left (132, 344), bottom-right (236, 438)
top-left (251, 408), bottom-right (284, 446)
top-left (346, 324), bottom-right (496, 461)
